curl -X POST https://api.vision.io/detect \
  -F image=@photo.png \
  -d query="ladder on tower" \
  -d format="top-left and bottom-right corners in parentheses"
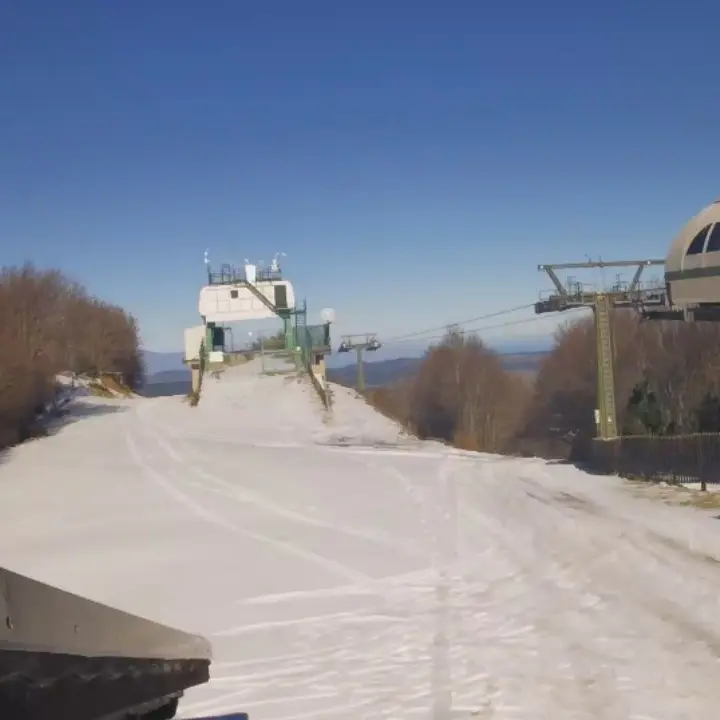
top-left (594, 294), bottom-right (618, 439)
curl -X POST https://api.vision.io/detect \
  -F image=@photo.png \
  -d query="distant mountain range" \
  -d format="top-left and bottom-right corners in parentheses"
top-left (327, 351), bottom-right (549, 388)
top-left (139, 352), bottom-right (190, 396)
top-left (140, 348), bottom-right (550, 392)
top-left (143, 351), bottom-right (186, 375)
top-left (499, 351), bottom-right (550, 374)
top-left (327, 357), bottom-right (422, 387)
top-left (145, 368), bottom-right (191, 383)
top-left (139, 378), bottom-right (192, 398)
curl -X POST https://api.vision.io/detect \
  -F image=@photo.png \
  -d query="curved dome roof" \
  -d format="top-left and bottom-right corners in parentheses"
top-left (666, 199), bottom-right (720, 272)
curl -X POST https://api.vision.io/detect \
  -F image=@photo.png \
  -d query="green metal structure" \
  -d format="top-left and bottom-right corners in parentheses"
top-left (594, 294), bottom-right (618, 439)
top-left (535, 259), bottom-right (665, 440)
top-left (337, 334), bottom-right (382, 392)
top-left (200, 261), bottom-right (333, 386)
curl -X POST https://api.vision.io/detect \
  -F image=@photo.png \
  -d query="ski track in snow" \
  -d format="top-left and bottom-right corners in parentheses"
top-left (3, 359), bottom-right (720, 718)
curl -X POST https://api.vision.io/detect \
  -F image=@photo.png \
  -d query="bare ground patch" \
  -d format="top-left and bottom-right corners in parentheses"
top-left (623, 479), bottom-right (720, 511)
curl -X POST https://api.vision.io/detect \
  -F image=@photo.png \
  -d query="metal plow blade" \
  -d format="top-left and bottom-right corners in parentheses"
top-left (186, 716), bottom-right (249, 720)
top-left (0, 566), bottom-right (212, 720)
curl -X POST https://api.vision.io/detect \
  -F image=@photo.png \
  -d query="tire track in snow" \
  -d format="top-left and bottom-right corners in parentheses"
top-left (229, 567), bottom-right (447, 607)
top-left (354, 453), bottom-right (584, 717)
top-left (515, 465), bottom-right (720, 599)
top-left (134, 405), bottom-right (477, 717)
top-left (133, 391), bottom-right (720, 716)
top-left (458, 457), bottom-right (720, 717)
top-left (127, 406), bottom-right (473, 717)
top-left (431, 459), bottom-right (457, 720)
top-left (341, 451), bottom-right (464, 719)
top-left (514, 464), bottom-right (720, 661)
top-left (136, 412), bottom-right (425, 561)
top-left (355, 452), bottom-right (704, 717)
top-left (123, 419), bottom-right (370, 586)
top-left (186, 433), bottom-right (465, 717)
top-left (524, 462), bottom-right (720, 572)
top-left (382, 455), bottom-right (600, 717)
top-left (454, 459), bottom-right (623, 717)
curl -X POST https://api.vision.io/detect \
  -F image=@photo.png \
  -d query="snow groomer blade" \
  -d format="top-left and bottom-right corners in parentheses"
top-left (0, 566), bottom-right (212, 720)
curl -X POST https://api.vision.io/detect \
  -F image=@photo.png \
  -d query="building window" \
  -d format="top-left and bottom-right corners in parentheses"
top-left (230, 289), bottom-right (238, 299)
top-left (706, 223), bottom-right (720, 253)
top-left (686, 225), bottom-right (711, 255)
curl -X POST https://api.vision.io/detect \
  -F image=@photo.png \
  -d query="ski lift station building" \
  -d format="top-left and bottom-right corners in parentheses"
top-left (198, 264), bottom-right (296, 324)
top-left (665, 198), bottom-right (720, 308)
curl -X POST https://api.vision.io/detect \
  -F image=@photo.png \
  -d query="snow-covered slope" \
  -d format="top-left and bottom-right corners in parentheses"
top-left (3, 360), bottom-right (720, 719)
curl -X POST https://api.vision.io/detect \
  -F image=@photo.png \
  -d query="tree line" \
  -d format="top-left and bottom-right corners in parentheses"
top-left (363, 312), bottom-right (720, 459)
top-left (0, 265), bottom-right (144, 450)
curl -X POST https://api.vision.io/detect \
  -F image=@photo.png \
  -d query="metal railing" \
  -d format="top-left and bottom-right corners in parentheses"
top-left (207, 264), bottom-right (283, 286)
top-left (296, 323), bottom-right (332, 408)
top-left (302, 324), bottom-right (331, 353)
top-left (590, 433), bottom-right (720, 489)
top-left (256, 268), bottom-right (283, 282)
top-left (207, 265), bottom-right (245, 285)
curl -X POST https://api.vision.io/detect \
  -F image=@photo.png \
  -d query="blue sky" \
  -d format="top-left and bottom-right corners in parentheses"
top-left (2, 0), bottom-right (718, 353)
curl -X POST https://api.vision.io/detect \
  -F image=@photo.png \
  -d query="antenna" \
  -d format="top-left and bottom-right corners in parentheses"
top-left (271, 252), bottom-right (287, 273)
top-left (203, 249), bottom-right (212, 283)
top-left (320, 308), bottom-right (336, 324)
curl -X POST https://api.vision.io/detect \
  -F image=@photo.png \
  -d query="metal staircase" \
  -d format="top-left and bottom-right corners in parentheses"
top-left (241, 280), bottom-right (282, 315)
top-left (239, 281), bottom-right (306, 352)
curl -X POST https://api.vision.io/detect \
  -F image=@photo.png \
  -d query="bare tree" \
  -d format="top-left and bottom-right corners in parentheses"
top-left (366, 308), bottom-right (720, 461)
top-left (397, 330), bottom-right (530, 453)
top-left (0, 265), bottom-right (144, 450)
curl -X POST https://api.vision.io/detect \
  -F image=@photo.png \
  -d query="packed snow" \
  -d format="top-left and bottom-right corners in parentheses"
top-left (2, 358), bottom-right (720, 719)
